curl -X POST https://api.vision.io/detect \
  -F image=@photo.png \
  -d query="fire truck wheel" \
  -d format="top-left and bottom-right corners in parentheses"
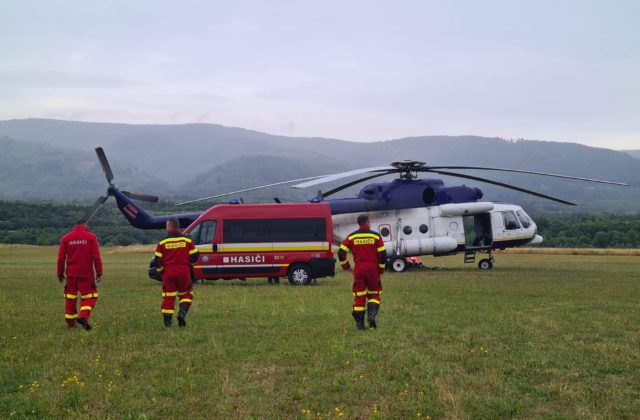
top-left (388, 257), bottom-right (407, 273)
top-left (288, 264), bottom-right (313, 286)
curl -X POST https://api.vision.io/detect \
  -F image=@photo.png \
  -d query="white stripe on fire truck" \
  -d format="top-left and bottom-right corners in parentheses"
top-left (194, 264), bottom-right (290, 269)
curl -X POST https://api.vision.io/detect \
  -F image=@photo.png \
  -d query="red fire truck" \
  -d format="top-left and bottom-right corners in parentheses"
top-left (177, 202), bottom-right (335, 285)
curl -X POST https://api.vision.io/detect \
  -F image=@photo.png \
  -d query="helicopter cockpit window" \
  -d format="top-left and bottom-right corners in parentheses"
top-left (503, 211), bottom-right (520, 230)
top-left (190, 220), bottom-right (217, 245)
top-left (516, 210), bottom-right (532, 228)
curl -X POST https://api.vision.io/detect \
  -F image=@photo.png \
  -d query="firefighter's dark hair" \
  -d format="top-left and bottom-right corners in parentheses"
top-left (167, 217), bottom-right (180, 229)
top-left (75, 218), bottom-right (87, 225)
top-left (357, 214), bottom-right (370, 226)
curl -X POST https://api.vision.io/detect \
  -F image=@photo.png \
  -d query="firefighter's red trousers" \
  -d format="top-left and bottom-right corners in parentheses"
top-left (352, 263), bottom-right (382, 312)
top-left (64, 275), bottom-right (98, 326)
top-left (161, 268), bottom-right (193, 315)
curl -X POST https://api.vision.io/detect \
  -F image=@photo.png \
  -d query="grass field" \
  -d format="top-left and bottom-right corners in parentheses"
top-left (1, 245), bottom-right (639, 419)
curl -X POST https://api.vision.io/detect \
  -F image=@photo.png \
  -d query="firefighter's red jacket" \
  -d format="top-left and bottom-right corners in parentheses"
top-left (337, 225), bottom-right (387, 271)
top-left (154, 230), bottom-right (199, 274)
top-left (57, 225), bottom-right (103, 278)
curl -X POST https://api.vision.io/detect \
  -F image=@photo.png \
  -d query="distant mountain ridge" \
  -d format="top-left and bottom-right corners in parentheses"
top-left (0, 119), bottom-right (638, 214)
top-left (623, 150), bottom-right (640, 159)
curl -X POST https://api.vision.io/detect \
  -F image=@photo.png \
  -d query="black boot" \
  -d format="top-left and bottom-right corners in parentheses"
top-left (352, 310), bottom-right (365, 330)
top-left (367, 302), bottom-right (380, 329)
top-left (77, 317), bottom-right (92, 331)
top-left (163, 314), bottom-right (172, 328)
top-left (177, 303), bottom-right (190, 327)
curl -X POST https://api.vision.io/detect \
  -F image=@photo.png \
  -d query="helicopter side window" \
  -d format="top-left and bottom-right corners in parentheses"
top-left (190, 220), bottom-right (217, 245)
top-left (503, 211), bottom-right (520, 230)
top-left (516, 210), bottom-right (532, 228)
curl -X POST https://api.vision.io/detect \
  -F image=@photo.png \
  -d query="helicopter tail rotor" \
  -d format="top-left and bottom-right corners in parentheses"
top-left (82, 147), bottom-right (161, 222)
top-left (82, 195), bottom-right (108, 222)
top-left (95, 147), bottom-right (115, 185)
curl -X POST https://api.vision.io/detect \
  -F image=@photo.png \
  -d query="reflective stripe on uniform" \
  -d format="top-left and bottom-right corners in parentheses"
top-left (339, 258), bottom-right (349, 265)
top-left (162, 292), bottom-right (178, 297)
top-left (156, 267), bottom-right (164, 272)
top-left (65, 314), bottom-right (78, 319)
top-left (154, 251), bottom-right (163, 258)
top-left (368, 299), bottom-right (381, 304)
top-left (179, 299), bottom-right (192, 304)
top-left (189, 248), bottom-right (199, 255)
top-left (378, 263), bottom-right (386, 269)
top-left (353, 291), bottom-right (367, 296)
top-left (177, 291), bottom-right (192, 296)
top-left (159, 237), bottom-right (193, 245)
top-left (64, 294), bottom-right (77, 299)
top-left (353, 306), bottom-right (366, 311)
top-left (81, 293), bottom-right (98, 299)
top-left (339, 244), bottom-right (350, 252)
top-left (80, 306), bottom-right (92, 311)
top-left (161, 309), bottom-right (175, 314)
top-left (366, 290), bottom-right (382, 295)
top-left (377, 246), bottom-right (386, 252)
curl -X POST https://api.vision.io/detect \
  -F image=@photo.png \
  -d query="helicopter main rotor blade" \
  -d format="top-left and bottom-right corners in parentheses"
top-left (428, 169), bottom-right (576, 205)
top-left (291, 166), bottom-right (395, 189)
top-left (424, 166), bottom-right (629, 186)
top-left (175, 174), bottom-right (333, 206)
top-left (83, 196), bottom-right (109, 222)
top-left (122, 191), bottom-right (160, 203)
top-left (321, 172), bottom-right (394, 198)
top-left (95, 147), bottom-right (114, 184)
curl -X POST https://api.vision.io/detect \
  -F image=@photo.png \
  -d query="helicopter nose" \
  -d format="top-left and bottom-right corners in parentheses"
top-left (528, 234), bottom-right (543, 245)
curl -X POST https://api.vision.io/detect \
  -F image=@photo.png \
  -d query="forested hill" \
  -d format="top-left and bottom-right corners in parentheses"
top-left (0, 119), bottom-right (638, 214)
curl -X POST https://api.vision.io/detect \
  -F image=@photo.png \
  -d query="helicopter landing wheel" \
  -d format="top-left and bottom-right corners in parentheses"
top-left (478, 259), bottom-right (493, 270)
top-left (388, 257), bottom-right (407, 273)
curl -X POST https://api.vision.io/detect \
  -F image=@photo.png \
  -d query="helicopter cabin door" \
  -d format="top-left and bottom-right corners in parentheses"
top-left (465, 213), bottom-right (492, 248)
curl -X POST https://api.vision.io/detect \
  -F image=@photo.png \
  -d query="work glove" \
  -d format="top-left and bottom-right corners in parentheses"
top-left (96, 275), bottom-right (103, 283)
top-left (58, 275), bottom-right (65, 283)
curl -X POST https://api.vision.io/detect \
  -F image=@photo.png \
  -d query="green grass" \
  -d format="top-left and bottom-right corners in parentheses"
top-left (1, 246), bottom-right (639, 418)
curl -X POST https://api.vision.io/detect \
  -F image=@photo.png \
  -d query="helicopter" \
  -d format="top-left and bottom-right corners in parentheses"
top-left (85, 148), bottom-right (629, 271)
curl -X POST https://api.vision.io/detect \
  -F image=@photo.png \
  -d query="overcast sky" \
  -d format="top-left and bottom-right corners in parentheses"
top-left (1, 0), bottom-right (638, 149)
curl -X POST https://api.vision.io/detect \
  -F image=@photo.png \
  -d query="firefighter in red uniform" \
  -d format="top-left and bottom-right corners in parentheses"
top-left (57, 219), bottom-right (103, 331)
top-left (338, 214), bottom-right (387, 330)
top-left (155, 218), bottom-right (199, 328)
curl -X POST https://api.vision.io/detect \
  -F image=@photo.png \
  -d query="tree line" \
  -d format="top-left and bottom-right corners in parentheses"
top-left (0, 201), bottom-right (639, 248)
